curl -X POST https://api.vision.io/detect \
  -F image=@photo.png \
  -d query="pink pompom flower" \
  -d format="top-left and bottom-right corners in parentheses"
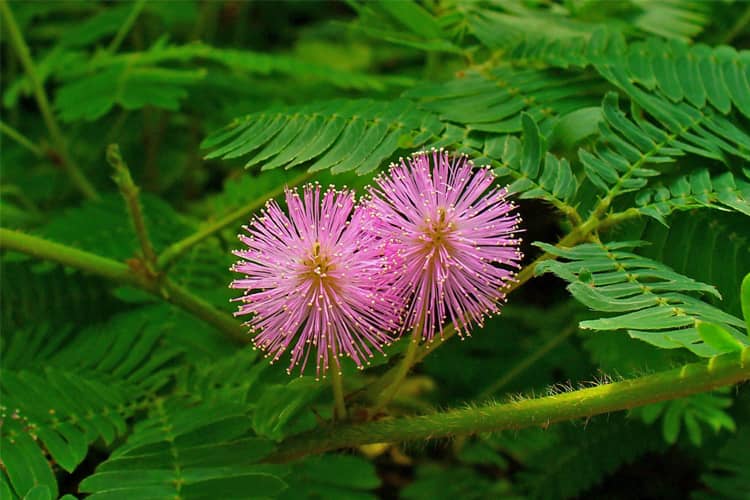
top-left (230, 183), bottom-right (402, 377)
top-left (364, 150), bottom-right (523, 343)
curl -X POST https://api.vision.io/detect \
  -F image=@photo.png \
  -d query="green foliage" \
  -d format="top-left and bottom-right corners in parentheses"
top-left (34, 193), bottom-right (192, 262)
top-left (491, 114), bottom-right (579, 214)
top-left (635, 169), bottom-right (750, 224)
top-left (0, 307), bottom-right (183, 499)
top-left (632, 391), bottom-right (736, 446)
top-left (403, 463), bottom-right (518, 500)
top-left (2, 1), bottom-right (749, 498)
top-left (203, 98), bottom-right (443, 174)
top-left (517, 417), bottom-right (667, 499)
top-left (536, 241), bottom-right (749, 356)
top-left (628, 211), bottom-right (750, 316)
top-left (695, 425), bottom-right (750, 499)
top-left (79, 401), bottom-right (288, 499)
top-left (403, 67), bottom-right (600, 133)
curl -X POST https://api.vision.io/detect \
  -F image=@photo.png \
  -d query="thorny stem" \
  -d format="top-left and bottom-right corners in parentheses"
top-left (269, 347), bottom-right (750, 462)
top-left (106, 0), bottom-right (147, 54)
top-left (0, 120), bottom-right (43, 157)
top-left (0, 228), bottom-right (247, 344)
top-left (0, 0), bottom-right (99, 200)
top-left (330, 349), bottom-right (348, 420)
top-left (107, 145), bottom-right (158, 270)
top-left (157, 171), bottom-right (313, 269)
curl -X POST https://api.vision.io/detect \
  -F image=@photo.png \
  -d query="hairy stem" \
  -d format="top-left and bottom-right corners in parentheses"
top-left (107, 144), bottom-right (158, 270)
top-left (156, 171), bottom-right (312, 269)
top-left (107, 0), bottom-right (147, 54)
top-left (0, 0), bottom-right (99, 200)
top-left (0, 228), bottom-right (246, 344)
top-left (270, 347), bottom-right (750, 462)
top-left (0, 120), bottom-right (43, 157)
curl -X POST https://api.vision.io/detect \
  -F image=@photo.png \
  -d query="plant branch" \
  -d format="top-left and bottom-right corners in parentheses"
top-left (0, 120), bottom-right (43, 157)
top-left (0, 0), bottom-right (99, 200)
top-left (371, 322), bottom-right (423, 414)
top-left (270, 347), bottom-right (750, 462)
top-left (107, 0), bottom-right (147, 54)
top-left (330, 351), bottom-right (348, 420)
top-left (107, 144), bottom-right (158, 270)
top-left (0, 228), bottom-right (247, 344)
top-left (721, 2), bottom-right (750, 44)
top-left (156, 171), bottom-right (312, 269)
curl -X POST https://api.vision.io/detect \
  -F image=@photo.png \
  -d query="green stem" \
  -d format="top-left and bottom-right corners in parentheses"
top-left (478, 325), bottom-right (577, 399)
top-left (0, 228), bottom-right (247, 344)
top-left (721, 2), bottom-right (750, 44)
top-left (157, 171), bottom-right (312, 269)
top-left (106, 0), bottom-right (147, 54)
top-left (0, 0), bottom-right (99, 200)
top-left (160, 279), bottom-right (247, 344)
top-left (329, 350), bottom-right (348, 420)
top-left (0, 229), bottom-right (139, 285)
top-left (371, 322), bottom-right (423, 414)
top-left (0, 120), bottom-right (43, 157)
top-left (269, 347), bottom-right (750, 462)
top-left (107, 144), bottom-right (158, 269)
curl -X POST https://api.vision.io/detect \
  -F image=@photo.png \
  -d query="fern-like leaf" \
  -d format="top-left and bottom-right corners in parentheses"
top-left (518, 417), bottom-right (666, 499)
top-left (203, 98), bottom-right (443, 174)
top-left (635, 169), bottom-right (750, 224)
top-left (505, 29), bottom-right (750, 120)
top-left (632, 390), bottom-right (735, 446)
top-left (579, 92), bottom-right (750, 208)
top-left (694, 426), bottom-right (750, 499)
top-left (79, 400), bottom-right (287, 499)
top-left (404, 67), bottom-right (601, 133)
top-left (489, 114), bottom-right (579, 217)
top-left (536, 241), bottom-right (749, 356)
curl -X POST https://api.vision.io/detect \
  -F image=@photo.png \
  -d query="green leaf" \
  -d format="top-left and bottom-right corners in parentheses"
top-left (536, 241), bottom-right (749, 356)
top-left (405, 68), bottom-right (600, 133)
top-left (80, 400), bottom-right (287, 499)
top-left (696, 426), bottom-right (750, 499)
top-left (518, 417), bottom-right (666, 499)
top-left (377, 1), bottom-right (443, 40)
top-left (634, 169), bottom-right (750, 225)
top-left (697, 321), bottom-right (745, 353)
top-left (203, 99), bottom-right (442, 174)
top-left (633, 392), bottom-right (735, 447)
top-left (279, 455), bottom-right (380, 500)
top-left (489, 115), bottom-right (579, 213)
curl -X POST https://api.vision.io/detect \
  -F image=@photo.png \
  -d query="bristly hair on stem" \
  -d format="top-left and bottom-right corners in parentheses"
top-left (107, 144), bottom-right (158, 272)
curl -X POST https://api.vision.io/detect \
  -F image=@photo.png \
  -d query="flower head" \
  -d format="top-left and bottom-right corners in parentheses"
top-left (230, 183), bottom-right (402, 377)
top-left (364, 150), bottom-right (523, 342)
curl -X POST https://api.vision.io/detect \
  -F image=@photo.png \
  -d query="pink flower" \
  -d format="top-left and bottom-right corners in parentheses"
top-left (230, 184), bottom-right (402, 377)
top-left (364, 150), bottom-right (523, 342)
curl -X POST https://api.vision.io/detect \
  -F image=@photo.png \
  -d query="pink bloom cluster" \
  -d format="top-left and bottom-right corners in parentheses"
top-left (231, 150), bottom-right (523, 377)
